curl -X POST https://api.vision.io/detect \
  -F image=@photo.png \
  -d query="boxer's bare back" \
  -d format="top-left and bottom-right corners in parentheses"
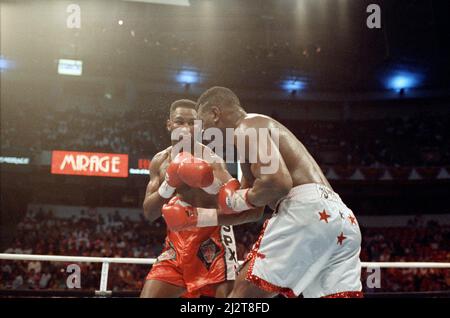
top-left (237, 113), bottom-right (332, 206)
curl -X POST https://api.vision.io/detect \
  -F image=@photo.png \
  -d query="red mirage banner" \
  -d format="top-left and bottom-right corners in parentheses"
top-left (51, 150), bottom-right (129, 178)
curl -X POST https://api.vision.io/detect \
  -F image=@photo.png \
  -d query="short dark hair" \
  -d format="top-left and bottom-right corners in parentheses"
top-left (196, 86), bottom-right (241, 112)
top-left (169, 99), bottom-right (197, 116)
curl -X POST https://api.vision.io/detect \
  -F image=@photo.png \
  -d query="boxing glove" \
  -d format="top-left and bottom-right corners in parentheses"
top-left (158, 152), bottom-right (193, 199)
top-left (218, 179), bottom-right (255, 214)
top-left (178, 157), bottom-right (222, 195)
top-left (162, 197), bottom-right (218, 231)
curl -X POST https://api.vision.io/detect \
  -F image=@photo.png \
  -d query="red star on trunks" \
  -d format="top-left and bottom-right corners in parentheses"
top-left (337, 232), bottom-right (347, 245)
top-left (348, 215), bottom-right (357, 225)
top-left (318, 209), bottom-right (331, 223)
top-left (256, 252), bottom-right (266, 259)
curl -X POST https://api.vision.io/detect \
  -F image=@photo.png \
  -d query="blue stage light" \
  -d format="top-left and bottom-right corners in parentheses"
top-left (176, 70), bottom-right (199, 84)
top-left (282, 80), bottom-right (305, 91)
top-left (386, 71), bottom-right (422, 91)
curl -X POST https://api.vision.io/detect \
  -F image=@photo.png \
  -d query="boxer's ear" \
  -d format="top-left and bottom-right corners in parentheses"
top-left (166, 119), bottom-right (172, 132)
top-left (211, 106), bottom-right (220, 123)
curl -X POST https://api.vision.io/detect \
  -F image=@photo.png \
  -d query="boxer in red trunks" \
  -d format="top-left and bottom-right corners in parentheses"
top-left (140, 99), bottom-right (263, 298)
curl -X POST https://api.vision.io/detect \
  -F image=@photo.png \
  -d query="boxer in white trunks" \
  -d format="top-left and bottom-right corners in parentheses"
top-left (191, 86), bottom-right (363, 298)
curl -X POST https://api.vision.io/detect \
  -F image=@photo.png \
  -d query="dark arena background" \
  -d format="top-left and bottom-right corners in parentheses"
top-left (1, 0), bottom-right (450, 299)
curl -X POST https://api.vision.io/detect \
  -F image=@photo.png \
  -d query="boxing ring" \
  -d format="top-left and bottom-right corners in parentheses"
top-left (1, 253), bottom-right (449, 297)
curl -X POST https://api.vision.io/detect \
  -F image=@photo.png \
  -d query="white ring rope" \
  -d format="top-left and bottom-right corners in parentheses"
top-left (1, 253), bottom-right (450, 268)
top-left (1, 253), bottom-right (449, 294)
top-left (0, 253), bottom-right (156, 264)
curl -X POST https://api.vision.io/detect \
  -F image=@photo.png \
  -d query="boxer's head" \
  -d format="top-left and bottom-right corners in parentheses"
top-left (196, 86), bottom-right (245, 131)
top-left (167, 99), bottom-right (197, 136)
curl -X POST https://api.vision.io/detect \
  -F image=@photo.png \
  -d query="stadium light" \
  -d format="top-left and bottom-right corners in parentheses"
top-left (0, 56), bottom-right (15, 72)
top-left (386, 71), bottom-right (422, 92)
top-left (176, 70), bottom-right (199, 84)
top-left (282, 79), bottom-right (305, 92)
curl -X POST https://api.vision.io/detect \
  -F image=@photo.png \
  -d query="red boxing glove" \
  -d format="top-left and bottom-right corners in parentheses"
top-left (165, 152), bottom-right (193, 188)
top-left (162, 197), bottom-right (218, 231)
top-left (178, 157), bottom-right (215, 188)
top-left (218, 179), bottom-right (255, 214)
top-left (158, 152), bottom-right (193, 199)
top-left (162, 197), bottom-right (198, 231)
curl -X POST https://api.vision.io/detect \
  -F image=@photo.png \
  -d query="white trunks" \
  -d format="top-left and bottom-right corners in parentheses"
top-left (244, 183), bottom-right (362, 298)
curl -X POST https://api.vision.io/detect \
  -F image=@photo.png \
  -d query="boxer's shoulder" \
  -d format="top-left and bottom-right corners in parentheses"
top-left (151, 147), bottom-right (171, 167)
top-left (238, 113), bottom-right (273, 130)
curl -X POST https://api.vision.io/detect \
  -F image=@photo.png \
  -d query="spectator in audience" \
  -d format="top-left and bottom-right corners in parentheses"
top-left (1, 209), bottom-right (448, 293)
top-left (2, 105), bottom-right (449, 167)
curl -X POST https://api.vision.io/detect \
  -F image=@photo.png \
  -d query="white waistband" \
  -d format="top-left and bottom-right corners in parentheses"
top-left (282, 183), bottom-right (342, 203)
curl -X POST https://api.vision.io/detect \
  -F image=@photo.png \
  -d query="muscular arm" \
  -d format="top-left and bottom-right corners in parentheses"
top-left (217, 174), bottom-right (264, 225)
top-left (195, 145), bottom-right (264, 226)
top-left (217, 208), bottom-right (263, 226)
top-left (142, 151), bottom-right (169, 222)
top-left (236, 122), bottom-right (293, 208)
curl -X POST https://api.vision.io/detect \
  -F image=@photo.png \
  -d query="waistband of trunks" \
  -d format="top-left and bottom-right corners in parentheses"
top-left (272, 183), bottom-right (342, 212)
top-left (279, 183), bottom-right (342, 205)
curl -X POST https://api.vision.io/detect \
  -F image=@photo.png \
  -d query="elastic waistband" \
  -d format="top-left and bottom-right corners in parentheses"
top-left (282, 183), bottom-right (342, 203)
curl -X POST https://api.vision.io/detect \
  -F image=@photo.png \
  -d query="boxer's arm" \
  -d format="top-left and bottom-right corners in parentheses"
top-left (210, 156), bottom-right (233, 185)
top-left (217, 175), bottom-right (264, 225)
top-left (200, 145), bottom-right (232, 194)
top-left (217, 208), bottom-right (264, 225)
top-left (236, 124), bottom-right (292, 208)
top-left (175, 150), bottom-right (263, 228)
top-left (142, 151), bottom-right (169, 222)
top-left (178, 149), bottom-right (265, 228)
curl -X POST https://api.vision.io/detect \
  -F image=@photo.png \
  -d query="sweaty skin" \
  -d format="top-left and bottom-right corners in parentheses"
top-left (148, 144), bottom-right (225, 210)
top-left (197, 96), bottom-right (335, 298)
top-left (198, 109), bottom-right (331, 209)
top-left (143, 142), bottom-right (263, 225)
top-left (142, 104), bottom-right (263, 298)
top-left (237, 114), bottom-right (332, 208)
top-left (141, 142), bottom-right (262, 298)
